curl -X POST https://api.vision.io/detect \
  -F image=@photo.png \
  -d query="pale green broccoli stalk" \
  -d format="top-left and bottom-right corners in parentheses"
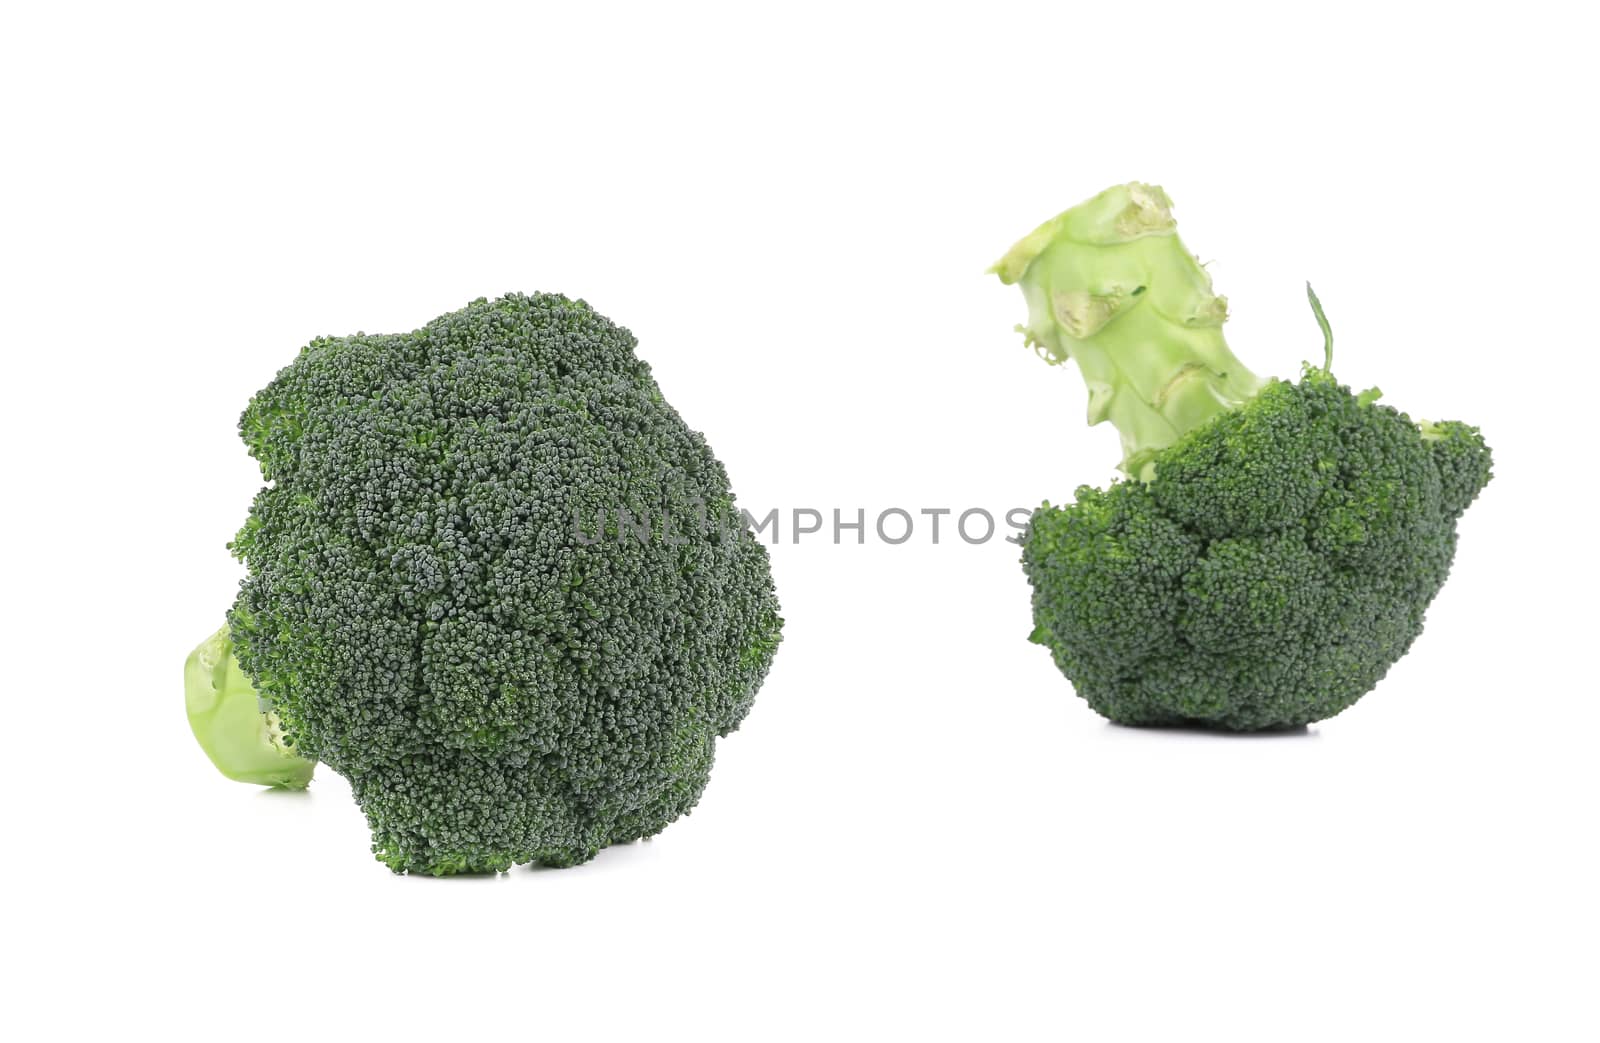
top-left (993, 183), bottom-right (1266, 480)
top-left (997, 183), bottom-right (1492, 730)
top-left (184, 625), bottom-right (314, 788)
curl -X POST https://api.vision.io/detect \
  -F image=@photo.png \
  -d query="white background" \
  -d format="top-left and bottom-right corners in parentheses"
top-left (3, 2), bottom-right (1595, 1040)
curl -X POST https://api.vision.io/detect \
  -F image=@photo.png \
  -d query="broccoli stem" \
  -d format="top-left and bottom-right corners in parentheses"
top-left (1306, 281), bottom-right (1335, 372)
top-left (185, 625), bottom-right (315, 789)
top-left (993, 182), bottom-right (1266, 480)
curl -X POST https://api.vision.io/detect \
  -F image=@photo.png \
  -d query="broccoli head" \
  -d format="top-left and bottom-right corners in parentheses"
top-left (192, 292), bottom-right (782, 873)
top-left (997, 184), bottom-right (1490, 730)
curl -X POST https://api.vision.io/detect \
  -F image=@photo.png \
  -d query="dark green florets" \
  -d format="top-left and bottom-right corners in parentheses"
top-left (227, 293), bottom-right (782, 873)
top-left (1021, 370), bottom-right (1491, 730)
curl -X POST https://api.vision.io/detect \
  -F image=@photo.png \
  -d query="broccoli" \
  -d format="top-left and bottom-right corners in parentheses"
top-left (188, 292), bottom-right (783, 873)
top-left (995, 183), bottom-right (1491, 730)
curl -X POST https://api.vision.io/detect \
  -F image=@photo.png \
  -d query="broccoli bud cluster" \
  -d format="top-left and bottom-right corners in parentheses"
top-left (1022, 372), bottom-right (1491, 729)
top-left (227, 293), bottom-right (782, 873)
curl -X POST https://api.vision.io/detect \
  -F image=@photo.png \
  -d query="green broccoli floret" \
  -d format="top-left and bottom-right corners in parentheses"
top-left (997, 184), bottom-right (1491, 730)
top-left (192, 293), bottom-right (782, 873)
